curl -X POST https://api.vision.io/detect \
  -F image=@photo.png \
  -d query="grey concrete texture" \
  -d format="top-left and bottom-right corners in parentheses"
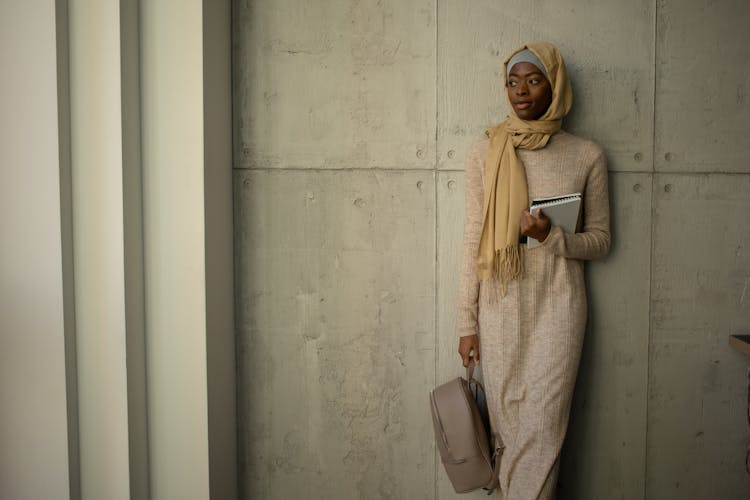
top-left (647, 174), bottom-right (750, 498)
top-left (234, 0), bottom-right (750, 498)
top-left (437, 0), bottom-right (655, 173)
top-left (235, 169), bottom-right (436, 499)
top-left (655, 0), bottom-right (750, 172)
top-left (233, 0), bottom-right (437, 169)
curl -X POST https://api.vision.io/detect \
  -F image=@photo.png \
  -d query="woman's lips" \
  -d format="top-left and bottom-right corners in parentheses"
top-left (514, 102), bottom-right (532, 110)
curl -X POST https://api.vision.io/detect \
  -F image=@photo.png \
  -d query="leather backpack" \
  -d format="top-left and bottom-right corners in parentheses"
top-left (429, 364), bottom-right (504, 494)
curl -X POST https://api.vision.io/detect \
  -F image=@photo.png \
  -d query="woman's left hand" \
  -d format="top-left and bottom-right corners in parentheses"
top-left (520, 209), bottom-right (551, 242)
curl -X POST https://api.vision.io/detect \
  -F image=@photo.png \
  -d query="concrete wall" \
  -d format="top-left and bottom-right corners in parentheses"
top-left (234, 1), bottom-right (750, 498)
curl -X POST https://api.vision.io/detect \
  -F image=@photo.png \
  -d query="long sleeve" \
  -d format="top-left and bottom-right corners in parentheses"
top-left (541, 149), bottom-right (611, 260)
top-left (456, 141), bottom-right (486, 337)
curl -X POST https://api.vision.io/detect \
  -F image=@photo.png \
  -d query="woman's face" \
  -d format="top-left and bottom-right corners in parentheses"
top-left (506, 61), bottom-right (553, 120)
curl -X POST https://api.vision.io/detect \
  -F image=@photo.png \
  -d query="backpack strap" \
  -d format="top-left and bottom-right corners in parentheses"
top-left (487, 432), bottom-right (505, 494)
top-left (466, 363), bottom-right (505, 496)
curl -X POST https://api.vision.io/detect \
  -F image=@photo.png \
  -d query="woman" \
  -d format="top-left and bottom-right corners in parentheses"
top-left (456, 42), bottom-right (611, 499)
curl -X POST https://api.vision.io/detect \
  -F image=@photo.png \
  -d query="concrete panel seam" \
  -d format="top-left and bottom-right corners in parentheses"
top-left (232, 166), bottom-right (441, 173)
top-left (433, 2), bottom-right (440, 499)
top-left (641, 171), bottom-right (750, 177)
top-left (645, 0), bottom-right (659, 495)
top-left (234, 166), bottom-right (663, 175)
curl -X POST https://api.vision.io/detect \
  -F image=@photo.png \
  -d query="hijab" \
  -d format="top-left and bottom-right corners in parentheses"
top-left (476, 42), bottom-right (573, 294)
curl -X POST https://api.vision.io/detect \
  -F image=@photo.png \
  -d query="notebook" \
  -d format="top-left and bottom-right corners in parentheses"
top-left (527, 193), bottom-right (582, 248)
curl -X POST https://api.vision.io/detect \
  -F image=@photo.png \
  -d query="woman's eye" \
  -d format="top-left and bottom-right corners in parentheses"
top-left (508, 81), bottom-right (517, 87)
top-left (529, 79), bottom-right (539, 85)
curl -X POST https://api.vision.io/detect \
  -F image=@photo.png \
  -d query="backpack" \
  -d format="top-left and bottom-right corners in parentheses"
top-left (429, 364), bottom-right (504, 494)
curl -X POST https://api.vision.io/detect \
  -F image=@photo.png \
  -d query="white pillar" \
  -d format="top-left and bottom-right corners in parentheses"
top-left (140, 1), bottom-right (235, 498)
top-left (68, 1), bottom-right (131, 498)
top-left (1, 2), bottom-right (235, 498)
top-left (0, 1), bottom-right (73, 498)
top-left (140, 0), bottom-right (210, 496)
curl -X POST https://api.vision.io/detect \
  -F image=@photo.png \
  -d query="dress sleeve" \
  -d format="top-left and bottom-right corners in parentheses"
top-left (541, 149), bottom-right (611, 260)
top-left (456, 142), bottom-right (485, 337)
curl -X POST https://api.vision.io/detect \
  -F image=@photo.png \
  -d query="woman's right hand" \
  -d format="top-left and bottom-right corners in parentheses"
top-left (458, 334), bottom-right (480, 367)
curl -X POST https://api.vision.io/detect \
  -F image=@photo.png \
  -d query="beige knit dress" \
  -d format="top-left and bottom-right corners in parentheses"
top-left (457, 130), bottom-right (611, 500)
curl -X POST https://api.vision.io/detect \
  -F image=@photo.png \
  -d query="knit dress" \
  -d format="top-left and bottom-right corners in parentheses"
top-left (457, 130), bottom-right (611, 500)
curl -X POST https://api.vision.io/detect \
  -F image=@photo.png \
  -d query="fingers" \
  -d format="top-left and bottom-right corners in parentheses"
top-left (458, 335), bottom-right (480, 367)
top-left (461, 350), bottom-right (470, 368)
top-left (521, 208), bottom-right (551, 238)
top-left (526, 209), bottom-right (547, 226)
top-left (520, 209), bottom-right (533, 234)
top-left (536, 209), bottom-right (550, 224)
top-left (535, 210), bottom-right (551, 234)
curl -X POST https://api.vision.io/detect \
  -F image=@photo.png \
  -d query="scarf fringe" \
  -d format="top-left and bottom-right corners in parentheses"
top-left (482, 244), bottom-right (525, 302)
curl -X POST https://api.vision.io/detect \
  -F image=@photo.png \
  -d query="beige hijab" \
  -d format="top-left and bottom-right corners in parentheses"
top-left (477, 42), bottom-right (573, 293)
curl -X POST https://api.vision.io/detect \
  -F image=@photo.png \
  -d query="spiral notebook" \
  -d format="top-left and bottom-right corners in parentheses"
top-left (527, 193), bottom-right (582, 248)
